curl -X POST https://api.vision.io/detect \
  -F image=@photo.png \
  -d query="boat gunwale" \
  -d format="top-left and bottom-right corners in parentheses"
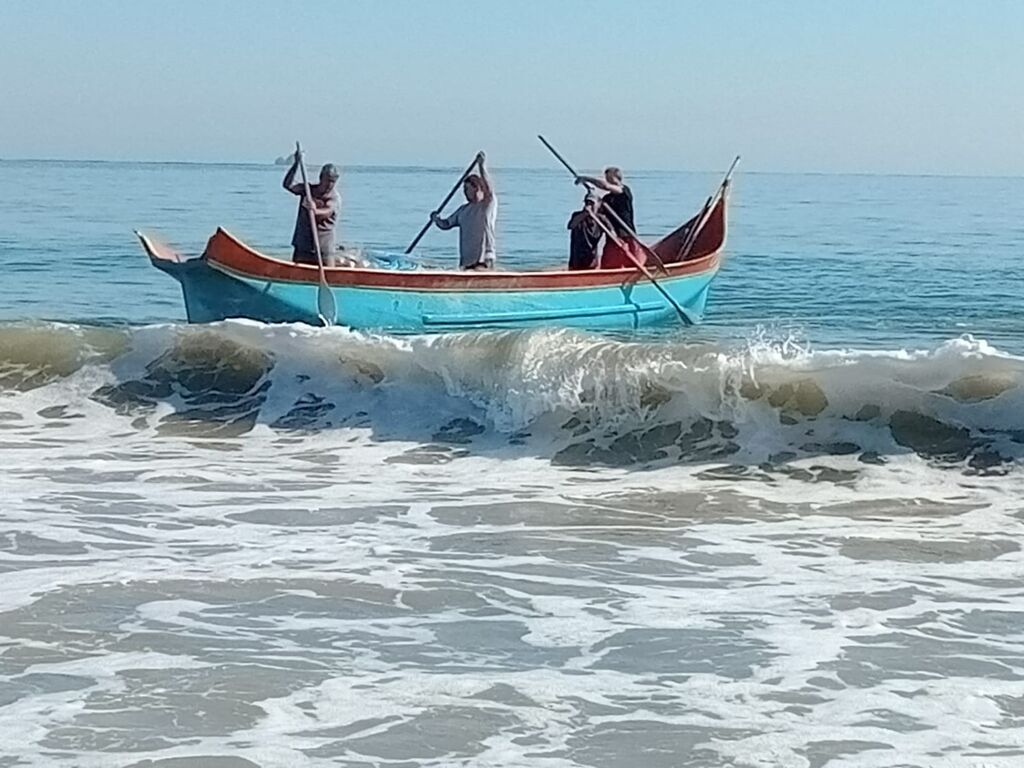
top-left (202, 212), bottom-right (724, 292)
top-left (206, 244), bottom-right (720, 293)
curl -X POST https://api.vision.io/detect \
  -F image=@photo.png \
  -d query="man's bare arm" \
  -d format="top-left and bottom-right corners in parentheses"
top-left (431, 211), bottom-right (456, 230)
top-left (282, 155), bottom-right (303, 195)
top-left (302, 197), bottom-right (337, 219)
top-left (576, 175), bottom-right (623, 194)
top-left (476, 151), bottom-right (494, 202)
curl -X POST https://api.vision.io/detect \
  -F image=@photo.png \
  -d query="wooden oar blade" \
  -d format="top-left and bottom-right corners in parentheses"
top-left (317, 283), bottom-right (337, 327)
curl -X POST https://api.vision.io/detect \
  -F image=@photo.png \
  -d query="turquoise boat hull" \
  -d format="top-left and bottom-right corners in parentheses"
top-left (139, 192), bottom-right (728, 334)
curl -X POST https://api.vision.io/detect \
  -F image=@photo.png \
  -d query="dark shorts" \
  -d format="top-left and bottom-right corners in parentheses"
top-left (293, 249), bottom-right (320, 265)
top-left (293, 249), bottom-right (341, 267)
top-left (293, 234), bottom-right (336, 266)
top-left (568, 251), bottom-right (598, 270)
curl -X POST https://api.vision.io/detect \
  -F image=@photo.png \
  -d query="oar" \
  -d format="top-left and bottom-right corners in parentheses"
top-left (676, 195), bottom-right (712, 262)
top-left (539, 133), bottom-right (670, 273)
top-left (677, 155), bottom-right (740, 262)
top-left (405, 155), bottom-right (481, 254)
top-left (537, 135), bottom-right (692, 325)
top-left (591, 198), bottom-right (670, 274)
top-left (584, 209), bottom-right (696, 324)
top-left (295, 141), bottom-right (337, 327)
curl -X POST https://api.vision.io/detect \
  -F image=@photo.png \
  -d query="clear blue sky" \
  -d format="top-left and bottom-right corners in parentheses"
top-left (1, 0), bottom-right (1021, 174)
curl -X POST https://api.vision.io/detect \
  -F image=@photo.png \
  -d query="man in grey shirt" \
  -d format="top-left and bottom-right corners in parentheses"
top-left (282, 155), bottom-right (340, 266)
top-left (431, 151), bottom-right (497, 270)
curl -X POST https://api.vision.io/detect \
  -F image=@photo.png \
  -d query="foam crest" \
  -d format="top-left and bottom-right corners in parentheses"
top-left (3, 321), bottom-right (1024, 470)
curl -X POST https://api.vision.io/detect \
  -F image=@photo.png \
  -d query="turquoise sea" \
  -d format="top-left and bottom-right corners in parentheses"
top-left (4, 160), bottom-right (1024, 348)
top-left (2, 159), bottom-right (1024, 767)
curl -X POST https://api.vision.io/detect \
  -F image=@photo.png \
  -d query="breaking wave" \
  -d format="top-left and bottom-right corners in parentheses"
top-left (3, 320), bottom-right (1024, 471)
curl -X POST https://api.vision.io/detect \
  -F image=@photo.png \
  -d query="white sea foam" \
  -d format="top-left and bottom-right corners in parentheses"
top-left (1, 321), bottom-right (1023, 766)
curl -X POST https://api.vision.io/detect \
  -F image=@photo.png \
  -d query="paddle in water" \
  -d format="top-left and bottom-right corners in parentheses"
top-left (295, 141), bottom-right (337, 327)
top-left (405, 155), bottom-right (481, 255)
top-left (537, 135), bottom-right (694, 326)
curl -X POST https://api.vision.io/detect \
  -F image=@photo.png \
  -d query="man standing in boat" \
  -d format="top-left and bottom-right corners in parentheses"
top-left (566, 192), bottom-right (604, 270)
top-left (282, 152), bottom-right (340, 266)
top-left (431, 151), bottom-right (497, 270)
top-left (575, 166), bottom-right (642, 269)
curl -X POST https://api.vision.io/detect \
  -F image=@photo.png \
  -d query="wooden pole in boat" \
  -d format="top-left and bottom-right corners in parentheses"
top-left (295, 142), bottom-right (337, 327)
top-left (677, 155), bottom-right (740, 262)
top-left (536, 135), bottom-right (692, 326)
top-left (405, 155), bottom-right (481, 254)
top-left (677, 195), bottom-right (713, 262)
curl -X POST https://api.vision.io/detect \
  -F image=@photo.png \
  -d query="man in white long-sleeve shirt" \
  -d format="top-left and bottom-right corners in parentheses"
top-left (431, 151), bottom-right (498, 270)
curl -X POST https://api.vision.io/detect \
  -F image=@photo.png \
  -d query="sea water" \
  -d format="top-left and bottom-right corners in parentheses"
top-left (1, 160), bottom-right (1023, 767)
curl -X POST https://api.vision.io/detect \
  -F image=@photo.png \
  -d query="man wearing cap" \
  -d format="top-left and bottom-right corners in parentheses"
top-left (282, 154), bottom-right (341, 266)
top-left (566, 192), bottom-right (604, 270)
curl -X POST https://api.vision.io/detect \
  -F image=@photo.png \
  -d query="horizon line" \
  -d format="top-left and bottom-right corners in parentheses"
top-left (1, 156), bottom-right (1022, 181)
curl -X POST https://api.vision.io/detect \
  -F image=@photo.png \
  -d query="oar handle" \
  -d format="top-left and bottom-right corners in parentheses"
top-left (723, 155), bottom-right (741, 184)
top-left (405, 155), bottom-right (481, 254)
top-left (295, 142), bottom-right (325, 267)
top-left (678, 155), bottom-right (740, 261)
top-left (296, 141), bottom-right (336, 326)
top-left (677, 196), bottom-right (712, 262)
top-left (538, 134), bottom-right (582, 181)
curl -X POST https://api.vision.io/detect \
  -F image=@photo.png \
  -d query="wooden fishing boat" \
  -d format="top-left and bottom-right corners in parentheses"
top-left (138, 188), bottom-right (728, 333)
